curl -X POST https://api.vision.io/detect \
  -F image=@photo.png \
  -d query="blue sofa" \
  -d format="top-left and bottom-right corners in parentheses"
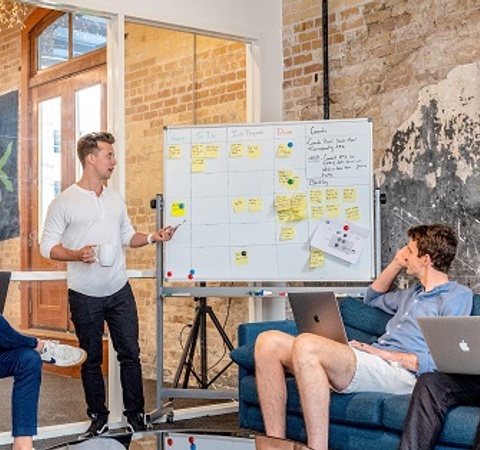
top-left (230, 295), bottom-right (480, 450)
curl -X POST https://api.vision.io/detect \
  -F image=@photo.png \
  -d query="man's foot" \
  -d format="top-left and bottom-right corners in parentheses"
top-left (126, 412), bottom-right (148, 433)
top-left (79, 414), bottom-right (109, 438)
top-left (40, 340), bottom-right (87, 367)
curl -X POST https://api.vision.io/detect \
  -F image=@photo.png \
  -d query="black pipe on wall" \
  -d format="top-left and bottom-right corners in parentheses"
top-left (322, 0), bottom-right (330, 119)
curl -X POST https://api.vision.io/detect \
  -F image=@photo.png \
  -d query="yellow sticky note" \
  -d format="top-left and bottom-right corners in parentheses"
top-left (205, 144), bottom-right (220, 158)
top-left (277, 143), bottom-right (292, 158)
top-left (230, 143), bottom-right (244, 157)
top-left (310, 248), bottom-right (325, 268)
top-left (168, 145), bottom-right (181, 159)
top-left (277, 210), bottom-right (292, 222)
top-left (191, 158), bottom-right (205, 173)
top-left (247, 144), bottom-right (261, 159)
top-left (280, 227), bottom-right (295, 241)
top-left (291, 210), bottom-right (308, 221)
top-left (286, 175), bottom-right (301, 190)
top-left (171, 202), bottom-right (186, 217)
top-left (235, 251), bottom-right (249, 265)
top-left (326, 204), bottom-right (341, 218)
top-left (326, 188), bottom-right (339, 202)
top-left (191, 144), bottom-right (205, 158)
top-left (248, 197), bottom-right (263, 212)
top-left (278, 170), bottom-right (293, 186)
top-left (309, 189), bottom-right (323, 204)
top-left (233, 197), bottom-right (247, 213)
top-left (345, 206), bottom-right (361, 221)
top-left (275, 195), bottom-right (291, 211)
top-left (311, 206), bottom-right (324, 219)
top-left (343, 188), bottom-right (357, 202)
top-left (291, 194), bottom-right (307, 209)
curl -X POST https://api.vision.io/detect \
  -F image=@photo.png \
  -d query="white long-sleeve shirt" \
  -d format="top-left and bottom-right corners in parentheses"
top-left (40, 184), bottom-right (136, 297)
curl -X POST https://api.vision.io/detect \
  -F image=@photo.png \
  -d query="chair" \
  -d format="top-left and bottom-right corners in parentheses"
top-left (255, 435), bottom-right (314, 450)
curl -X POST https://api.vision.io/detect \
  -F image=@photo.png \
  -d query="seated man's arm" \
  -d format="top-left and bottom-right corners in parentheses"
top-left (349, 340), bottom-right (418, 372)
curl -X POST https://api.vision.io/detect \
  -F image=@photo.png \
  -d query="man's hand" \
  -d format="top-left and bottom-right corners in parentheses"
top-left (393, 245), bottom-right (410, 270)
top-left (153, 226), bottom-right (176, 242)
top-left (76, 245), bottom-right (96, 263)
top-left (349, 340), bottom-right (419, 372)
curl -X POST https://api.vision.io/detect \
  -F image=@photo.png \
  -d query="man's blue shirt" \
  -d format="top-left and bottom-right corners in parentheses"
top-left (365, 282), bottom-right (473, 375)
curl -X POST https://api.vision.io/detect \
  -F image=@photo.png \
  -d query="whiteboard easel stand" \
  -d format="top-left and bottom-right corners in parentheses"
top-left (148, 194), bottom-right (238, 427)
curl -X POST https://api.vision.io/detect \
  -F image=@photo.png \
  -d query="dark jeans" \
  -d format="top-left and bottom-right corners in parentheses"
top-left (69, 282), bottom-right (144, 419)
top-left (0, 348), bottom-right (42, 436)
top-left (399, 372), bottom-right (480, 450)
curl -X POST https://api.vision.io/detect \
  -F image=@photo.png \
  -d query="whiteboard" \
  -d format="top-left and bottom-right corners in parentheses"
top-left (163, 119), bottom-right (374, 282)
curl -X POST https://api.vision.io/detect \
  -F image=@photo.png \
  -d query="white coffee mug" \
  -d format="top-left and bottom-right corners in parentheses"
top-left (96, 243), bottom-right (116, 267)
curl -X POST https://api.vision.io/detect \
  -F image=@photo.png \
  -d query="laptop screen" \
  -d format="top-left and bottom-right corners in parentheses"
top-left (0, 271), bottom-right (11, 315)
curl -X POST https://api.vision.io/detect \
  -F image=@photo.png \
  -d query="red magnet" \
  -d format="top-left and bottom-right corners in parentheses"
top-left (188, 273), bottom-right (194, 280)
top-left (188, 436), bottom-right (195, 444)
top-left (166, 271), bottom-right (173, 278)
top-left (167, 438), bottom-right (173, 446)
top-left (343, 224), bottom-right (350, 231)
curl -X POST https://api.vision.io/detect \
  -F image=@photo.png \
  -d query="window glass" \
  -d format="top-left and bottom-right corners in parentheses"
top-left (73, 14), bottom-right (107, 57)
top-left (37, 14), bottom-right (107, 71)
top-left (75, 84), bottom-right (102, 180)
top-left (37, 14), bottom-right (68, 69)
top-left (38, 96), bottom-right (62, 237)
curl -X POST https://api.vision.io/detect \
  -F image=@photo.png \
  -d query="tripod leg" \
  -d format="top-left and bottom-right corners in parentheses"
top-left (207, 306), bottom-right (235, 350)
top-left (172, 307), bottom-right (202, 389)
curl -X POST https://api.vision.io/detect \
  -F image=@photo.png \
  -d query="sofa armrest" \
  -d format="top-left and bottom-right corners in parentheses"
top-left (237, 319), bottom-right (298, 346)
top-left (230, 320), bottom-right (298, 373)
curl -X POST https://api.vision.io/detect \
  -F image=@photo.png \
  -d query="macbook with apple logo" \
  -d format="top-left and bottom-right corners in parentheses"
top-left (417, 316), bottom-right (480, 374)
top-left (288, 291), bottom-right (348, 345)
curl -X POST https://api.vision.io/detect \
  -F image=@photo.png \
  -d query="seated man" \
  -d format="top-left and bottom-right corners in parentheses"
top-left (0, 314), bottom-right (86, 450)
top-left (254, 224), bottom-right (473, 450)
top-left (399, 372), bottom-right (480, 449)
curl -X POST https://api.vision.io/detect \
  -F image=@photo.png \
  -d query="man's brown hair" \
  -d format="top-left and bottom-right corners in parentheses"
top-left (407, 224), bottom-right (458, 274)
top-left (77, 132), bottom-right (115, 167)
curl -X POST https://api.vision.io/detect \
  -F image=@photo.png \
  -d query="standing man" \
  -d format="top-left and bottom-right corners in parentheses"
top-left (254, 224), bottom-right (472, 450)
top-left (1, 313), bottom-right (86, 450)
top-left (40, 132), bottom-right (176, 437)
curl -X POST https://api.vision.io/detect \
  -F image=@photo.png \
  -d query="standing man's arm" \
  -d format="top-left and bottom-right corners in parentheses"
top-left (129, 226), bottom-right (176, 248)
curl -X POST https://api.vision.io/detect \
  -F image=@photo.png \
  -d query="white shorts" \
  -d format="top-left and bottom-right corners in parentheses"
top-left (337, 348), bottom-right (417, 395)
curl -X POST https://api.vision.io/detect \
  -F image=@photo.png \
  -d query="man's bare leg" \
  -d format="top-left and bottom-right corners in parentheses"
top-left (13, 436), bottom-right (34, 450)
top-left (255, 330), bottom-right (296, 439)
top-left (291, 334), bottom-right (357, 450)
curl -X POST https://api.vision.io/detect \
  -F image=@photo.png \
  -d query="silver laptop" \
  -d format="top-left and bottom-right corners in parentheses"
top-left (289, 292), bottom-right (348, 344)
top-left (418, 316), bottom-right (480, 374)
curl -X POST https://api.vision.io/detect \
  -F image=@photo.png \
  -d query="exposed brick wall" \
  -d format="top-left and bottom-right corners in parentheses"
top-left (124, 24), bottom-right (248, 384)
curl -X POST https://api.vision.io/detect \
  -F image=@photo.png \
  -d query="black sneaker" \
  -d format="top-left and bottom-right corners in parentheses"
top-left (126, 412), bottom-right (148, 433)
top-left (79, 414), bottom-right (109, 438)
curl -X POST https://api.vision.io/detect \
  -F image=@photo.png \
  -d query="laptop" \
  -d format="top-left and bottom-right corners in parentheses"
top-left (289, 292), bottom-right (348, 344)
top-left (0, 271), bottom-right (11, 315)
top-left (418, 316), bottom-right (480, 374)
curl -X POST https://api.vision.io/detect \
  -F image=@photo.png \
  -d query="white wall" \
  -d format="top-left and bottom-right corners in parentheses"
top-left (23, 0), bottom-right (283, 122)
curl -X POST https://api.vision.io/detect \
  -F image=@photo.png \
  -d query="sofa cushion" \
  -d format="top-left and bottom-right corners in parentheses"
top-left (382, 394), bottom-right (410, 431)
top-left (330, 391), bottom-right (389, 427)
top-left (340, 297), bottom-right (392, 338)
top-left (471, 294), bottom-right (480, 315)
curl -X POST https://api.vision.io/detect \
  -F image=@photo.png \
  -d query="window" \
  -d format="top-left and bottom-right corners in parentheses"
top-left (37, 13), bottom-right (106, 70)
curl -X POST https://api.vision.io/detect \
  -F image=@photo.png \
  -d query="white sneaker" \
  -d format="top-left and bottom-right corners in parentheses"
top-left (40, 340), bottom-right (87, 367)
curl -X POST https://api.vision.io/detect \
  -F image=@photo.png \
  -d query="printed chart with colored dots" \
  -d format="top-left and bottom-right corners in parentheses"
top-left (163, 119), bottom-right (375, 282)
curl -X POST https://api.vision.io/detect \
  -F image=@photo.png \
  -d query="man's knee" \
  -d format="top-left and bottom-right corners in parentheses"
top-left (16, 348), bottom-right (42, 374)
top-left (413, 372), bottom-right (447, 398)
top-left (255, 330), bottom-right (292, 360)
